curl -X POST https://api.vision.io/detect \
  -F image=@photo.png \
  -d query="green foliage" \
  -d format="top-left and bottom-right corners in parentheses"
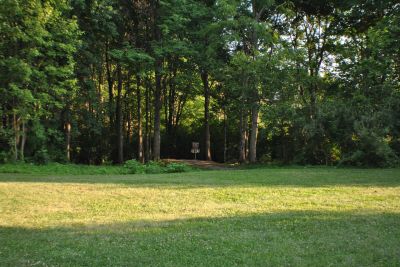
top-left (123, 160), bottom-right (146, 174)
top-left (144, 161), bottom-right (165, 174)
top-left (32, 148), bottom-right (50, 165)
top-left (123, 160), bottom-right (191, 174)
top-left (165, 162), bottom-right (189, 173)
top-left (0, 161), bottom-right (191, 175)
top-left (0, 151), bottom-right (9, 164)
top-left (0, 0), bottom-right (79, 162)
top-left (0, 0), bottom-right (399, 167)
top-left (0, 163), bottom-right (127, 175)
top-left (340, 131), bottom-right (398, 167)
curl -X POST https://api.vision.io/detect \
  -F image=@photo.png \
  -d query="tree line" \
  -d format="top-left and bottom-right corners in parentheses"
top-left (1, 0), bottom-right (399, 166)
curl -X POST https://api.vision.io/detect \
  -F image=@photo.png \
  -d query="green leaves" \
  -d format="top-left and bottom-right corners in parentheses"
top-left (0, 0), bottom-right (398, 166)
top-left (110, 47), bottom-right (154, 65)
top-left (0, 0), bottom-right (79, 162)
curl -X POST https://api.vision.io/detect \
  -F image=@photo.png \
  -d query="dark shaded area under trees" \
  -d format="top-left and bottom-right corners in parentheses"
top-left (1, 0), bottom-right (399, 167)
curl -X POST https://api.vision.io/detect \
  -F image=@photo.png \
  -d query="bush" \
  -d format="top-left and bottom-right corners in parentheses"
top-left (123, 160), bottom-right (192, 174)
top-left (340, 147), bottom-right (398, 167)
top-left (123, 160), bottom-right (145, 174)
top-left (33, 148), bottom-right (50, 165)
top-left (339, 129), bottom-right (399, 167)
top-left (145, 161), bottom-right (164, 174)
top-left (165, 162), bottom-right (188, 173)
top-left (259, 153), bottom-right (272, 164)
top-left (0, 151), bottom-right (10, 164)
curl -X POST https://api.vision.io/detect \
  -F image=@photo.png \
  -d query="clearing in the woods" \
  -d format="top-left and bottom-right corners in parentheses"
top-left (0, 168), bottom-right (399, 266)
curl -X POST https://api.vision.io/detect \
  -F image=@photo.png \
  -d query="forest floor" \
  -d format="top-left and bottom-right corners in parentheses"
top-left (1, 168), bottom-right (400, 266)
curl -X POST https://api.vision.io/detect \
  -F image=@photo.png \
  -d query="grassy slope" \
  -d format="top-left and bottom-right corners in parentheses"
top-left (0, 168), bottom-right (399, 266)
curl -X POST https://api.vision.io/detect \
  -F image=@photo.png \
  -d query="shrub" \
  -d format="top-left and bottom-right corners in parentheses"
top-left (33, 148), bottom-right (50, 165)
top-left (145, 161), bottom-right (164, 174)
top-left (121, 160), bottom-right (192, 174)
top-left (165, 162), bottom-right (188, 173)
top-left (0, 151), bottom-right (9, 164)
top-left (259, 153), bottom-right (272, 164)
top-left (339, 130), bottom-right (399, 167)
top-left (124, 159), bottom-right (145, 174)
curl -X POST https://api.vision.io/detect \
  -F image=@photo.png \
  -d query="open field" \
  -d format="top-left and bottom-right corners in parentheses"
top-left (1, 168), bottom-right (400, 266)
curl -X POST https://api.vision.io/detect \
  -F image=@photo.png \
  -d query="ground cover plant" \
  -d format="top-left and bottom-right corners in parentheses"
top-left (0, 161), bottom-right (192, 175)
top-left (0, 168), bottom-right (399, 266)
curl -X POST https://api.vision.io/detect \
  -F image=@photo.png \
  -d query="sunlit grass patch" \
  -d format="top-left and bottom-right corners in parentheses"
top-left (0, 168), bottom-right (399, 266)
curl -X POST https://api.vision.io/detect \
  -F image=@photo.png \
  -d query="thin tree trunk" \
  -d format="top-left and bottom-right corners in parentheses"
top-left (153, 64), bottom-right (162, 161)
top-left (149, 100), bottom-right (153, 160)
top-left (137, 76), bottom-right (144, 163)
top-left (145, 78), bottom-right (150, 162)
top-left (152, 0), bottom-right (162, 161)
top-left (65, 122), bottom-right (71, 161)
top-left (126, 73), bottom-right (132, 147)
top-left (223, 106), bottom-right (227, 163)
top-left (105, 42), bottom-right (114, 126)
top-left (249, 102), bottom-right (259, 163)
top-left (116, 65), bottom-right (123, 164)
top-left (201, 70), bottom-right (212, 161)
top-left (126, 110), bottom-right (131, 145)
top-left (20, 121), bottom-right (26, 161)
top-left (13, 113), bottom-right (18, 161)
top-left (245, 126), bottom-right (249, 159)
top-left (239, 107), bottom-right (247, 163)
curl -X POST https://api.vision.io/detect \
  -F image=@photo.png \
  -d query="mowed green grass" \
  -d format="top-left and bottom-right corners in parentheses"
top-left (0, 168), bottom-right (399, 266)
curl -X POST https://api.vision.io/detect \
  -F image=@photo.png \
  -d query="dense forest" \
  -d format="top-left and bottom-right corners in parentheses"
top-left (0, 0), bottom-right (399, 166)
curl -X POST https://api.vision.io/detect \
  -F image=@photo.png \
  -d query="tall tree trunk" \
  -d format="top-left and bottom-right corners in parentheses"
top-left (136, 76), bottom-right (144, 163)
top-left (13, 113), bottom-right (18, 161)
top-left (65, 121), bottom-right (71, 162)
top-left (201, 70), bottom-right (212, 161)
top-left (223, 106), bottom-right (227, 163)
top-left (152, 0), bottom-right (162, 161)
top-left (116, 65), bottom-right (123, 164)
top-left (153, 63), bottom-right (162, 161)
top-left (20, 121), bottom-right (26, 161)
top-left (245, 126), bottom-right (249, 159)
top-left (239, 107), bottom-right (247, 163)
top-left (126, 110), bottom-right (131, 145)
top-left (149, 98), bottom-right (153, 160)
top-left (105, 42), bottom-right (114, 127)
top-left (249, 102), bottom-right (259, 163)
top-left (145, 78), bottom-right (151, 162)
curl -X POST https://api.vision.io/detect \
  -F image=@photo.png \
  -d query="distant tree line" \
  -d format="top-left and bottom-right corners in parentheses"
top-left (1, 0), bottom-right (399, 166)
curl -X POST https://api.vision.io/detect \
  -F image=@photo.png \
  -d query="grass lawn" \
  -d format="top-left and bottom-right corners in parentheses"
top-left (0, 168), bottom-right (399, 266)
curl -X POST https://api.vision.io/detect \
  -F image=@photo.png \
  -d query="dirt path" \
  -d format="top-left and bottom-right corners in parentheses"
top-left (163, 159), bottom-right (232, 170)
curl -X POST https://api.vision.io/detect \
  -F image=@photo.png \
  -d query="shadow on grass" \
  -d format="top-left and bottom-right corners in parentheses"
top-left (1, 211), bottom-right (399, 266)
top-left (0, 168), bottom-right (399, 188)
